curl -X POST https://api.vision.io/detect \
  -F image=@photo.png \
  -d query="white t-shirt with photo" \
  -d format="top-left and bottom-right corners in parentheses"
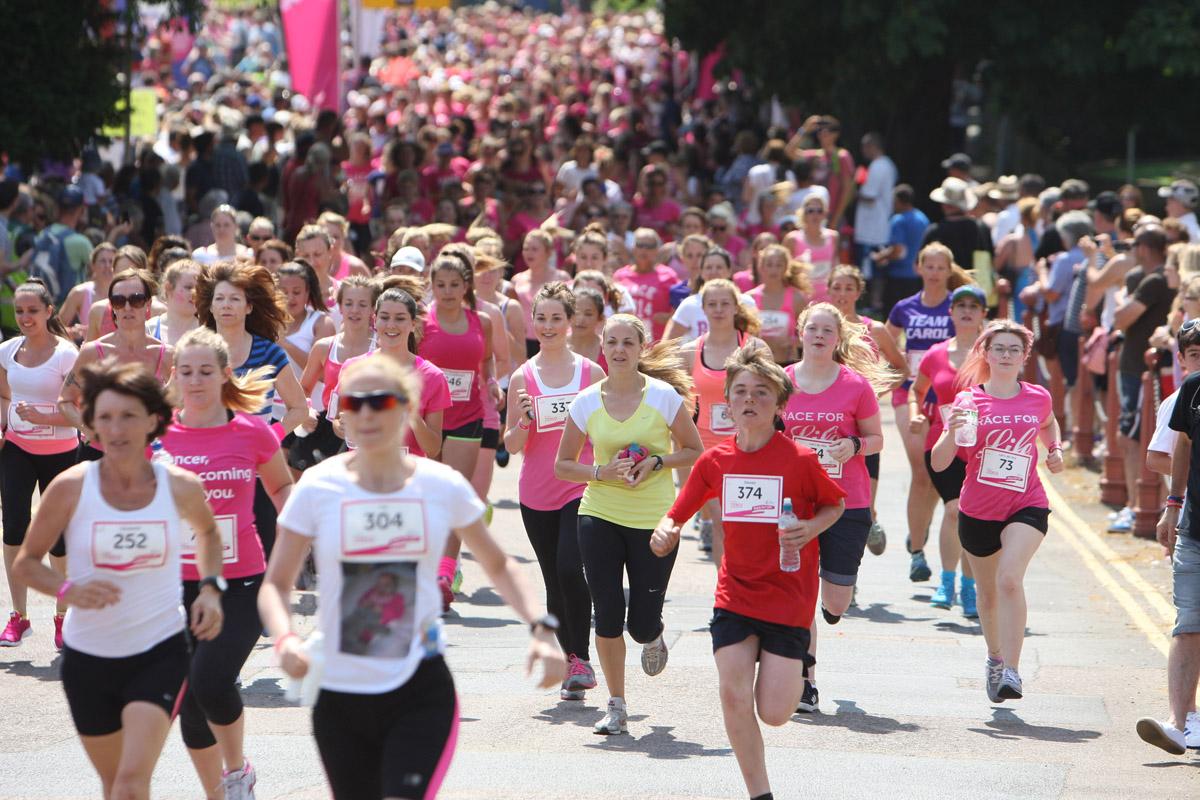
top-left (669, 292), bottom-right (757, 343)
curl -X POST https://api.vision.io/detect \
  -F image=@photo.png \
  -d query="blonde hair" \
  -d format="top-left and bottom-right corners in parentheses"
top-left (758, 243), bottom-right (812, 293)
top-left (917, 243), bottom-right (972, 291)
top-left (173, 327), bottom-right (274, 415)
top-left (723, 345), bottom-right (793, 408)
top-left (700, 279), bottom-right (761, 336)
top-left (523, 228), bottom-right (554, 252)
top-left (796, 302), bottom-right (900, 394)
top-left (339, 355), bottom-right (423, 410)
top-left (1178, 243), bottom-right (1200, 282)
top-left (603, 313), bottom-right (693, 397)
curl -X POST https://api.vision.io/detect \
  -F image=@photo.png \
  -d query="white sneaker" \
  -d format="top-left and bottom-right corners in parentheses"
top-left (641, 634), bottom-right (669, 676)
top-left (1136, 718), bottom-right (1187, 755)
top-left (221, 759), bottom-right (257, 800)
top-left (1186, 711), bottom-right (1200, 749)
top-left (593, 697), bottom-right (628, 735)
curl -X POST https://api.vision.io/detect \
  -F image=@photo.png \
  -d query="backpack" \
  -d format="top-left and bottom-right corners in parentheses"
top-left (31, 224), bottom-right (74, 303)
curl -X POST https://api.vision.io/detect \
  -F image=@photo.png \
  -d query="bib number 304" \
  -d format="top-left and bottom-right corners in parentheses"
top-left (340, 499), bottom-right (428, 562)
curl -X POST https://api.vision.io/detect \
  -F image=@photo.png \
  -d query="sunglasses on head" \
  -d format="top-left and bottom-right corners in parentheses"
top-left (1181, 318), bottom-right (1200, 334)
top-left (110, 292), bottom-right (149, 310)
top-left (339, 391), bottom-right (408, 413)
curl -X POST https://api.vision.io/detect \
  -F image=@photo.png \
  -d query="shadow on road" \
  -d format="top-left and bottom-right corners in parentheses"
top-left (1142, 760), bottom-right (1200, 769)
top-left (240, 676), bottom-right (290, 708)
top-left (934, 621), bottom-right (981, 636)
top-left (289, 593), bottom-right (318, 618)
top-left (792, 699), bottom-right (922, 735)
top-left (0, 657), bottom-right (61, 682)
top-left (584, 724), bottom-right (733, 759)
top-left (845, 603), bottom-right (933, 625)
top-left (968, 709), bottom-right (1101, 743)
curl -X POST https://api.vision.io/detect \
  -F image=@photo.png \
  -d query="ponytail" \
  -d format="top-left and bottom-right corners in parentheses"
top-left (15, 279), bottom-right (73, 343)
top-left (173, 327), bottom-right (274, 415)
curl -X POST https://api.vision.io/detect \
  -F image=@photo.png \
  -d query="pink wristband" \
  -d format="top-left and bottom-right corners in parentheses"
top-left (56, 581), bottom-right (73, 602)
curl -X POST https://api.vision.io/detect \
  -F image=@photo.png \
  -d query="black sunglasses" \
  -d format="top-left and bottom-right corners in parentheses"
top-left (110, 292), bottom-right (149, 310)
top-left (339, 391), bottom-right (408, 413)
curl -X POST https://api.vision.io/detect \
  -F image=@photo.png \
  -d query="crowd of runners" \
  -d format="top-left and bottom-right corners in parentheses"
top-left (1, 3), bottom-right (1199, 799)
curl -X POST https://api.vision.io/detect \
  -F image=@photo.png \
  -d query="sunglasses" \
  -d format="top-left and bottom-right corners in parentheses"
top-left (1181, 318), bottom-right (1200, 333)
top-left (804, 207), bottom-right (824, 214)
top-left (339, 391), bottom-right (408, 413)
top-left (110, 292), bottom-right (149, 310)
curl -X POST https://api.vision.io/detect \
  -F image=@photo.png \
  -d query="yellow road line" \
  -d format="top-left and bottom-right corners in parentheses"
top-left (1040, 472), bottom-right (1176, 625)
top-left (1048, 516), bottom-right (1170, 657)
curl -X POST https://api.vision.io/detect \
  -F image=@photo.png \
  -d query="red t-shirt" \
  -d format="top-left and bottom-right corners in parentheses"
top-left (668, 433), bottom-right (846, 628)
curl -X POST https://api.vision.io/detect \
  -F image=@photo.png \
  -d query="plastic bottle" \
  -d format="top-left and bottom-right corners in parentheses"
top-left (953, 391), bottom-right (979, 447)
top-left (778, 498), bottom-right (801, 573)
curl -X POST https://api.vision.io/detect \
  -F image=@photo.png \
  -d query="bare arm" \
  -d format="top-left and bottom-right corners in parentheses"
top-left (299, 337), bottom-right (333, 396)
top-left (274, 363), bottom-right (316, 434)
top-left (257, 450), bottom-right (294, 513)
top-left (870, 321), bottom-right (909, 382)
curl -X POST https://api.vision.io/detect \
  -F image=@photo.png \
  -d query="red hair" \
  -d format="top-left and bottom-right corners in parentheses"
top-left (955, 320), bottom-right (1035, 391)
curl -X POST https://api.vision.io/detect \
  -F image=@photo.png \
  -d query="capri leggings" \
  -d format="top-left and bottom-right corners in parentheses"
top-left (313, 656), bottom-right (458, 800)
top-left (178, 576), bottom-right (264, 750)
top-left (253, 479), bottom-right (277, 560)
top-left (0, 443), bottom-right (76, 556)
top-left (577, 515), bottom-right (678, 642)
top-left (519, 499), bottom-right (592, 660)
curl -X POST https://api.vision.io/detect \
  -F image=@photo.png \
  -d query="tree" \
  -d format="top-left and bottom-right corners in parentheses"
top-left (0, 0), bottom-right (203, 169)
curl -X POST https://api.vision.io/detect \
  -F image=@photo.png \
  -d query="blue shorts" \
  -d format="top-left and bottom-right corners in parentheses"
top-left (1118, 371), bottom-right (1142, 439)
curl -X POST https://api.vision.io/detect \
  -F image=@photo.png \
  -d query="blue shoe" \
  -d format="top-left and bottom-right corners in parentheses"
top-left (909, 551), bottom-right (931, 582)
top-left (960, 577), bottom-right (978, 619)
top-left (930, 571), bottom-right (955, 609)
top-left (1107, 507), bottom-right (1133, 533)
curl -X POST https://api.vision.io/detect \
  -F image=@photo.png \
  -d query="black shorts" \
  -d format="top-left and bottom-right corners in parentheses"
top-left (442, 418), bottom-right (484, 442)
top-left (61, 632), bottom-right (189, 737)
top-left (924, 450), bottom-right (966, 503)
top-left (480, 427), bottom-right (500, 450)
top-left (710, 608), bottom-right (813, 664)
top-left (285, 412), bottom-right (344, 471)
top-left (865, 452), bottom-right (880, 480)
top-left (818, 507), bottom-right (872, 585)
top-left (959, 507), bottom-right (1050, 558)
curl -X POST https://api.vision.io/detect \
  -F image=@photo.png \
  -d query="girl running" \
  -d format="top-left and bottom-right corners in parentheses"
top-left (747, 243), bottom-right (809, 364)
top-left (568, 286), bottom-right (607, 371)
top-left (278, 260), bottom-right (336, 376)
top-left (85, 246), bottom-right (167, 342)
top-left (193, 204), bottom-right (253, 266)
top-left (783, 194), bottom-right (838, 303)
top-left (59, 242), bottom-right (115, 342)
top-left (512, 230), bottom-right (571, 357)
top-left (555, 313), bottom-right (703, 735)
top-left (144, 259), bottom-right (201, 347)
top-left (931, 320), bottom-right (1064, 702)
top-left (663, 247), bottom-right (757, 344)
top-left (259, 356), bottom-right (565, 800)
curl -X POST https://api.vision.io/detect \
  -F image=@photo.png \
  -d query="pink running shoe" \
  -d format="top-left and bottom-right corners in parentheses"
top-left (0, 612), bottom-right (31, 646)
top-left (53, 614), bottom-right (65, 650)
top-left (564, 654), bottom-right (598, 692)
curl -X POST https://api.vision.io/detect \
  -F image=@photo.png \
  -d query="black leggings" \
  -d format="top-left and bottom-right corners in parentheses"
top-left (313, 656), bottom-right (458, 800)
top-left (520, 499), bottom-right (592, 660)
top-left (178, 575), bottom-right (264, 750)
top-left (253, 479), bottom-right (277, 561)
top-left (577, 515), bottom-right (677, 642)
top-left (0, 443), bottom-right (76, 556)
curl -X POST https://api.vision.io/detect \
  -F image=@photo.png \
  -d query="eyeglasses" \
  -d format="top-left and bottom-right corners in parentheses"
top-left (339, 391), bottom-right (408, 413)
top-left (988, 345), bottom-right (1024, 357)
top-left (110, 292), bottom-right (149, 310)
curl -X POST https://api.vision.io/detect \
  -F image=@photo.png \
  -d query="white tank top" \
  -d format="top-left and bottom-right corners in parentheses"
top-left (286, 309), bottom-right (323, 376)
top-left (62, 461), bottom-right (187, 658)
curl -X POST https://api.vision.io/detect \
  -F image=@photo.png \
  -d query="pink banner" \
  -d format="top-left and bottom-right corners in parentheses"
top-left (281, 0), bottom-right (340, 112)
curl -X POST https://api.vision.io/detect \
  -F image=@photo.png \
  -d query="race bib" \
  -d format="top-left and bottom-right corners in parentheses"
top-left (977, 447), bottom-right (1032, 493)
top-left (758, 310), bottom-right (790, 339)
top-left (709, 403), bottom-right (735, 434)
top-left (8, 402), bottom-right (57, 438)
top-left (340, 499), bottom-right (428, 562)
top-left (792, 436), bottom-right (843, 478)
top-left (92, 521), bottom-right (168, 573)
top-left (721, 474), bottom-right (783, 523)
top-left (443, 369), bottom-right (473, 403)
top-left (534, 393), bottom-right (575, 432)
top-left (181, 515), bottom-right (237, 564)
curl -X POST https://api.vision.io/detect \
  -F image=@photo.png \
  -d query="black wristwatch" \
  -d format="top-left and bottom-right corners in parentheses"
top-left (530, 613), bottom-right (560, 634)
top-left (848, 435), bottom-right (862, 455)
top-left (199, 575), bottom-right (228, 595)
top-left (651, 454), bottom-right (665, 471)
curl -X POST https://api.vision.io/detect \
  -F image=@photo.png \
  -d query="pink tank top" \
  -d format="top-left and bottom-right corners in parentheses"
top-left (748, 286), bottom-right (798, 342)
top-left (322, 335), bottom-right (373, 411)
top-left (418, 304), bottom-right (485, 429)
top-left (791, 230), bottom-right (836, 303)
top-left (518, 355), bottom-right (593, 511)
top-left (691, 333), bottom-right (743, 450)
top-left (333, 252), bottom-right (353, 281)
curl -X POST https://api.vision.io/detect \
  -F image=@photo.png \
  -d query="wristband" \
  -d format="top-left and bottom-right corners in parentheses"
top-left (1168, 495), bottom-right (1186, 504)
top-left (593, 463), bottom-right (601, 481)
top-left (274, 632), bottom-right (299, 654)
top-left (517, 416), bottom-right (531, 431)
top-left (1048, 441), bottom-right (1062, 452)
top-left (1166, 499), bottom-right (1184, 509)
top-left (848, 435), bottom-right (862, 455)
top-left (56, 580), bottom-right (73, 603)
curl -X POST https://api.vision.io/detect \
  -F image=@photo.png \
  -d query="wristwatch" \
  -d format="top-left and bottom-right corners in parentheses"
top-left (199, 575), bottom-right (228, 595)
top-left (651, 454), bottom-right (665, 471)
top-left (530, 613), bottom-right (560, 634)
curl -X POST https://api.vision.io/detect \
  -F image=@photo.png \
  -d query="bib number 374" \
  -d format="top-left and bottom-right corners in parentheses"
top-left (721, 474), bottom-right (783, 523)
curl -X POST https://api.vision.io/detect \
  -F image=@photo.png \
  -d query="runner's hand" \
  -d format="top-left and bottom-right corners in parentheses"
top-left (624, 456), bottom-right (655, 487)
top-left (526, 629), bottom-right (566, 689)
top-left (828, 438), bottom-right (855, 464)
top-left (1157, 507), bottom-right (1179, 557)
top-left (1045, 448), bottom-right (1065, 473)
top-left (190, 590), bottom-right (224, 641)
top-left (490, 382), bottom-right (505, 411)
top-left (62, 580), bottom-right (121, 610)
top-left (277, 637), bottom-right (310, 680)
top-left (650, 518), bottom-right (680, 557)
top-left (598, 456), bottom-right (634, 482)
top-left (909, 414), bottom-right (927, 434)
top-left (516, 389), bottom-right (533, 421)
top-left (946, 407), bottom-right (969, 432)
top-left (779, 519), bottom-right (818, 550)
top-left (301, 408), bottom-right (319, 433)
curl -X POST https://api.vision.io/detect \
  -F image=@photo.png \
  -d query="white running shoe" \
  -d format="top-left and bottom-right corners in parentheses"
top-left (593, 697), bottom-right (628, 735)
top-left (1137, 718), bottom-right (1187, 755)
top-left (1185, 711), bottom-right (1200, 749)
top-left (221, 759), bottom-right (257, 800)
top-left (641, 634), bottom-right (669, 676)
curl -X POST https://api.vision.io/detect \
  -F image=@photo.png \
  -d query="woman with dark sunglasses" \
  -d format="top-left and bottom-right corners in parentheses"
top-left (58, 268), bottom-right (172, 461)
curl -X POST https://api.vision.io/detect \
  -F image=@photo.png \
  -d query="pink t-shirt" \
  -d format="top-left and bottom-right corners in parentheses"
top-left (731, 269), bottom-right (755, 292)
top-left (633, 197), bottom-right (681, 241)
top-left (918, 340), bottom-right (957, 450)
top-left (613, 264), bottom-right (678, 341)
top-left (160, 413), bottom-right (279, 580)
top-left (340, 354), bottom-right (451, 457)
top-left (518, 356), bottom-right (593, 511)
top-left (779, 364), bottom-right (879, 509)
top-left (957, 383), bottom-right (1052, 521)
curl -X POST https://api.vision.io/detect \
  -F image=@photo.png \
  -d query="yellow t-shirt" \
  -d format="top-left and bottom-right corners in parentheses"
top-left (568, 376), bottom-right (683, 529)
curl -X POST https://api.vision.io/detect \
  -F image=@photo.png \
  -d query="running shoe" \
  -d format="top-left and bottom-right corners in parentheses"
top-left (866, 521), bottom-right (887, 555)
top-left (795, 681), bottom-right (819, 713)
top-left (0, 612), bottom-right (30, 646)
top-left (641, 634), bottom-right (669, 676)
top-left (960, 580), bottom-right (978, 620)
top-left (998, 667), bottom-right (1023, 700)
top-left (221, 759), bottom-right (257, 800)
top-left (560, 683), bottom-right (585, 702)
top-left (1185, 711), bottom-right (1200, 749)
top-left (909, 551), bottom-right (931, 582)
top-left (985, 658), bottom-right (1005, 703)
top-left (563, 654), bottom-right (598, 693)
top-left (593, 697), bottom-right (628, 735)
top-left (1136, 718), bottom-right (1187, 755)
top-left (450, 566), bottom-right (464, 595)
top-left (495, 445), bottom-right (510, 468)
top-left (930, 572), bottom-right (955, 609)
top-left (53, 614), bottom-right (64, 650)
top-left (698, 520), bottom-right (713, 553)
top-left (1107, 507), bottom-right (1133, 533)
top-left (438, 575), bottom-right (454, 613)
top-left (484, 502), bottom-right (494, 526)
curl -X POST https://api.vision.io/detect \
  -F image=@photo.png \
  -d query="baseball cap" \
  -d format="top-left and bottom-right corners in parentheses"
top-left (59, 185), bottom-right (85, 209)
top-left (951, 285), bottom-right (987, 306)
top-left (1158, 179), bottom-right (1199, 209)
top-left (941, 153), bottom-right (972, 171)
top-left (389, 246), bottom-right (426, 273)
top-left (1088, 191), bottom-right (1122, 219)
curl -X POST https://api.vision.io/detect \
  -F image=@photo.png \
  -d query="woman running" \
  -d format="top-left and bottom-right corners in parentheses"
top-left (505, 282), bottom-right (604, 702)
top-left (931, 320), bottom-right (1064, 702)
top-left (747, 243), bottom-right (809, 364)
top-left (193, 204), bottom-right (253, 266)
top-left (13, 360), bottom-right (223, 800)
top-left (0, 280), bottom-right (78, 648)
top-left (908, 285), bottom-right (986, 618)
top-left (651, 347), bottom-right (845, 800)
top-left (144, 259), bottom-right (202, 347)
top-left (278, 260), bottom-right (336, 376)
top-left (885, 243), bottom-right (969, 582)
top-left (59, 242), bottom-right (115, 342)
top-left (161, 327), bottom-right (293, 800)
top-left (555, 313), bottom-right (703, 735)
top-left (512, 230), bottom-right (572, 357)
top-left (663, 247), bottom-right (757, 344)
top-left (679, 279), bottom-right (767, 556)
top-left (86, 246), bottom-right (167, 342)
top-left (781, 302), bottom-right (893, 712)
top-left (569, 286), bottom-right (607, 371)
top-left (259, 356), bottom-right (565, 800)
top-left (783, 194), bottom-right (838, 303)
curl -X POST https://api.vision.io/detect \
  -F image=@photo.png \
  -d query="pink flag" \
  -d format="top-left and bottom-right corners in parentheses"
top-left (281, 0), bottom-right (340, 112)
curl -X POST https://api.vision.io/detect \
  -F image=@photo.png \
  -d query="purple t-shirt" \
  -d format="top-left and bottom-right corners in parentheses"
top-left (888, 292), bottom-right (955, 382)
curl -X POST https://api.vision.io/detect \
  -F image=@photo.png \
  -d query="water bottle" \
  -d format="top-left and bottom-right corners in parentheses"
top-left (778, 498), bottom-right (801, 573)
top-left (150, 439), bottom-right (173, 465)
top-left (953, 391), bottom-right (979, 447)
